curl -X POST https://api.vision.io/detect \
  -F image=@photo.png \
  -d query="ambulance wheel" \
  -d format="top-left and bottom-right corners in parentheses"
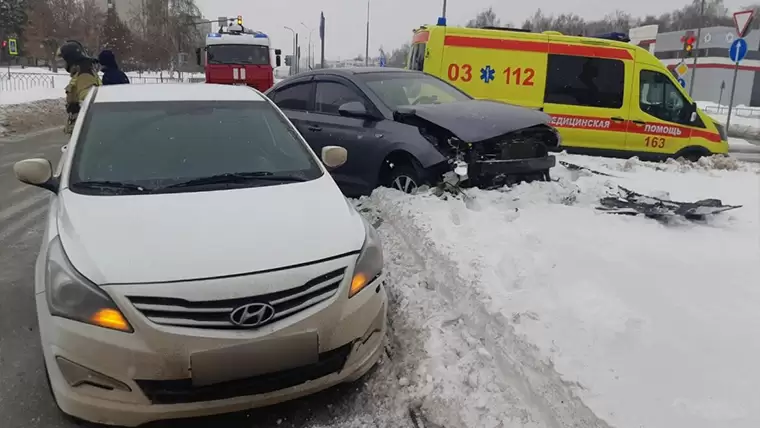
top-left (675, 147), bottom-right (709, 162)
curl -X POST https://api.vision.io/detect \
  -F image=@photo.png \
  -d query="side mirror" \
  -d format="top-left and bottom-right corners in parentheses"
top-left (195, 47), bottom-right (201, 66)
top-left (321, 146), bottom-right (348, 169)
top-left (690, 111), bottom-right (698, 123)
top-left (338, 101), bottom-right (370, 119)
top-left (14, 158), bottom-right (56, 192)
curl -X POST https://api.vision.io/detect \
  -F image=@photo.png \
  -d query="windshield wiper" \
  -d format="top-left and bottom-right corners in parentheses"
top-left (161, 172), bottom-right (307, 189)
top-left (72, 180), bottom-right (151, 193)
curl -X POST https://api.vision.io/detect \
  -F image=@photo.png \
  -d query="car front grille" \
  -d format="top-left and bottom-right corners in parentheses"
top-left (135, 343), bottom-right (353, 404)
top-left (127, 268), bottom-right (346, 329)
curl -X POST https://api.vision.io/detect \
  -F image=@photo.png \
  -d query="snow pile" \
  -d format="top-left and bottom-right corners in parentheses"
top-left (0, 98), bottom-right (65, 136)
top-left (363, 154), bottom-right (760, 428)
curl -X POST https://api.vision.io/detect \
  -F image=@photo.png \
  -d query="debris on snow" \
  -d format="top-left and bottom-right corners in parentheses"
top-left (598, 186), bottom-right (742, 220)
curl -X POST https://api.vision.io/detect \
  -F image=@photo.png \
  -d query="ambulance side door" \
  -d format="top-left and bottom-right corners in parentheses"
top-left (542, 52), bottom-right (631, 151)
top-left (627, 65), bottom-right (695, 155)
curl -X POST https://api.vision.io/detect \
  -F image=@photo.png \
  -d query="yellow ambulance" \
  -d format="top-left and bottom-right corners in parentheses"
top-left (408, 22), bottom-right (729, 160)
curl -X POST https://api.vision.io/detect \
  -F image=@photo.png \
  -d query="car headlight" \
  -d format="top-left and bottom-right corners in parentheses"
top-left (45, 236), bottom-right (133, 332)
top-left (349, 218), bottom-right (383, 298)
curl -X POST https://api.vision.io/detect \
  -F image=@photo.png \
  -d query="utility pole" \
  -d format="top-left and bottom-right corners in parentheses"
top-left (295, 33), bottom-right (299, 73)
top-left (284, 26), bottom-right (295, 75)
top-left (365, 0), bottom-right (370, 66)
top-left (301, 23), bottom-right (314, 69)
top-left (689, 0), bottom-right (705, 97)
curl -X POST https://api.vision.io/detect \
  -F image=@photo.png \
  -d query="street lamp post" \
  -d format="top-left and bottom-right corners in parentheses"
top-left (365, 0), bottom-right (370, 66)
top-left (284, 26), bottom-right (296, 75)
top-left (301, 23), bottom-right (315, 69)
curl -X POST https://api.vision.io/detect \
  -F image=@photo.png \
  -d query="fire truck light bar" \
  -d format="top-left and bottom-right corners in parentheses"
top-left (207, 33), bottom-right (221, 38)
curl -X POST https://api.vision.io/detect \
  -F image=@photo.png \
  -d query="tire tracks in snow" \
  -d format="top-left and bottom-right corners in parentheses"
top-left (358, 193), bottom-right (614, 428)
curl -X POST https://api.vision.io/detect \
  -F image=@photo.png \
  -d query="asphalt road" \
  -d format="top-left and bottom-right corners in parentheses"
top-left (0, 129), bottom-right (389, 428)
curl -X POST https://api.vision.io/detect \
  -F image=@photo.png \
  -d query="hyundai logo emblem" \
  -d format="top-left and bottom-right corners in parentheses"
top-left (229, 303), bottom-right (276, 327)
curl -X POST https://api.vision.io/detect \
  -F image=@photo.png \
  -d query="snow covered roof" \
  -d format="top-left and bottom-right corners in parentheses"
top-left (93, 83), bottom-right (266, 103)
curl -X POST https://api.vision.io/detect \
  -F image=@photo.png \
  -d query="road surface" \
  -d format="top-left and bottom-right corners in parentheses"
top-left (0, 129), bottom-right (386, 428)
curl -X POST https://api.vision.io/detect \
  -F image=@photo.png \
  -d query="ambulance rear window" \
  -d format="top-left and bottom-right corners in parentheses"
top-left (409, 43), bottom-right (426, 71)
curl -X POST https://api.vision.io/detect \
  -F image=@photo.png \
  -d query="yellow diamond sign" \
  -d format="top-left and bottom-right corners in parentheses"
top-left (675, 62), bottom-right (689, 77)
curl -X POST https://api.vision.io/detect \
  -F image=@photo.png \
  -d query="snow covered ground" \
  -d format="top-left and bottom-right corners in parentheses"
top-left (699, 101), bottom-right (760, 138)
top-left (356, 153), bottom-right (760, 428)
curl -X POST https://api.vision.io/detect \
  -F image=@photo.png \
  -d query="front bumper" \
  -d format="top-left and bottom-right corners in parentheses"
top-left (469, 154), bottom-right (556, 176)
top-left (37, 255), bottom-right (387, 427)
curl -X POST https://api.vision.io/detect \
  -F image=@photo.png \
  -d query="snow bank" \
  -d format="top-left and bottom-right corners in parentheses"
top-left (364, 153), bottom-right (760, 428)
top-left (0, 99), bottom-right (65, 136)
top-left (698, 101), bottom-right (760, 139)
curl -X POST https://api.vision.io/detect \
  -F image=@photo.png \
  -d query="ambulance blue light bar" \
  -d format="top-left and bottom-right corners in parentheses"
top-left (590, 32), bottom-right (631, 43)
top-left (207, 33), bottom-right (221, 38)
top-left (437, 17), bottom-right (447, 26)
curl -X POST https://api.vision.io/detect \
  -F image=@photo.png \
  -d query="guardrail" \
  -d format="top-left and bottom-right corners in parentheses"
top-left (702, 105), bottom-right (760, 119)
top-left (0, 72), bottom-right (186, 92)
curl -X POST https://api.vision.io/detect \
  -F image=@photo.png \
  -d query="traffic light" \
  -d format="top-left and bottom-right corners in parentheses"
top-left (236, 15), bottom-right (243, 25)
top-left (284, 55), bottom-right (292, 66)
top-left (1, 40), bottom-right (6, 48)
top-left (683, 34), bottom-right (696, 56)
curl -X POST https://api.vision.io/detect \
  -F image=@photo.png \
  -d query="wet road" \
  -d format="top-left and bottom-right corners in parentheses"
top-left (0, 129), bottom-right (386, 428)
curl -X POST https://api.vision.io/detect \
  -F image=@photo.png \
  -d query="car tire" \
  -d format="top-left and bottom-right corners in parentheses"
top-left (43, 362), bottom-right (94, 427)
top-left (382, 163), bottom-right (423, 194)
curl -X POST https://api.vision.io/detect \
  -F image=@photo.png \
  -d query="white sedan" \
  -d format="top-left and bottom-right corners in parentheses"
top-left (13, 83), bottom-right (387, 426)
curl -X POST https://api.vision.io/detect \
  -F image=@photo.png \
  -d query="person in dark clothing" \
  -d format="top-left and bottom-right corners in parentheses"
top-left (98, 50), bottom-right (130, 85)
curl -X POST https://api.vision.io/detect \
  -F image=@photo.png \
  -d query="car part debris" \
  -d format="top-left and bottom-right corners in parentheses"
top-left (559, 161), bottom-right (619, 177)
top-left (598, 186), bottom-right (742, 220)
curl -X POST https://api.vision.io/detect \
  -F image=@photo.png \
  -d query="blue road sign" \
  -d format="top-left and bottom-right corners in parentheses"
top-left (729, 38), bottom-right (748, 62)
top-left (677, 78), bottom-right (686, 88)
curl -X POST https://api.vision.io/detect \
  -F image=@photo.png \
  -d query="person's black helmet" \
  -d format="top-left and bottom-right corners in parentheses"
top-left (57, 40), bottom-right (88, 64)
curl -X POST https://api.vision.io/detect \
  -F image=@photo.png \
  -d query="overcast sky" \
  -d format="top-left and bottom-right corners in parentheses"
top-left (195, 0), bottom-right (750, 60)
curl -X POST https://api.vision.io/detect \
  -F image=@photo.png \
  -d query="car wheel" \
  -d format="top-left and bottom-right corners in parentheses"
top-left (383, 163), bottom-right (422, 194)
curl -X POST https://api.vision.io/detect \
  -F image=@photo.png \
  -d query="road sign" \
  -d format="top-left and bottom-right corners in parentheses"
top-left (677, 78), bottom-right (686, 88)
top-left (734, 10), bottom-right (755, 37)
top-left (674, 62), bottom-right (689, 77)
top-left (729, 38), bottom-right (748, 62)
top-left (8, 38), bottom-right (17, 56)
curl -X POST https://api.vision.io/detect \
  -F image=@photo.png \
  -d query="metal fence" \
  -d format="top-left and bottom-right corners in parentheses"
top-left (0, 71), bottom-right (186, 92)
top-left (702, 105), bottom-right (760, 119)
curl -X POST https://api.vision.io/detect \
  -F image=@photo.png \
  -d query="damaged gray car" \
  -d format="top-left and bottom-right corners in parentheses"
top-left (265, 67), bottom-right (559, 197)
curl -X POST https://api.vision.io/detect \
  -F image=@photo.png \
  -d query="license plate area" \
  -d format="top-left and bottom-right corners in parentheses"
top-left (190, 331), bottom-right (318, 386)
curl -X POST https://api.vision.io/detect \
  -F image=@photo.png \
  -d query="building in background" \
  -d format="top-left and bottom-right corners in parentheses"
top-left (650, 26), bottom-right (760, 107)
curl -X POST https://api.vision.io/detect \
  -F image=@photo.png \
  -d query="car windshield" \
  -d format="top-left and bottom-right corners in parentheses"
top-left (69, 100), bottom-right (322, 194)
top-left (207, 44), bottom-right (270, 65)
top-left (360, 72), bottom-right (471, 110)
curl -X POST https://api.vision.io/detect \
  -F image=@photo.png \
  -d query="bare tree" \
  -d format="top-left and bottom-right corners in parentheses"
top-left (466, 7), bottom-right (500, 28)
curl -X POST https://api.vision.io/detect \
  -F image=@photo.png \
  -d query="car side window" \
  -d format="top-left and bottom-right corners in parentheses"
top-left (639, 70), bottom-right (690, 125)
top-left (314, 82), bottom-right (366, 115)
top-left (544, 54), bottom-right (625, 109)
top-left (271, 83), bottom-right (312, 111)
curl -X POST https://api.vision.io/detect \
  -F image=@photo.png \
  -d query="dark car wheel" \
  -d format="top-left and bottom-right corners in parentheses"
top-left (382, 163), bottom-right (422, 194)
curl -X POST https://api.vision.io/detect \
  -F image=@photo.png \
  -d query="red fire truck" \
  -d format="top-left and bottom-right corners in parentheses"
top-left (195, 16), bottom-right (282, 92)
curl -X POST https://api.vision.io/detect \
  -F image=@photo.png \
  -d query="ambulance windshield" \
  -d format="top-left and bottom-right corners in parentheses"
top-left (207, 44), bottom-right (270, 65)
top-left (360, 72), bottom-right (470, 109)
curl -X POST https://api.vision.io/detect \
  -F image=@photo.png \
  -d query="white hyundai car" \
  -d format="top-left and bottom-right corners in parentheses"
top-left (13, 84), bottom-right (387, 426)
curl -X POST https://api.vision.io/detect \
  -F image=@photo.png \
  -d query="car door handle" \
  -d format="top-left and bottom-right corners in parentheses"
top-left (631, 120), bottom-right (646, 126)
top-left (308, 125), bottom-right (322, 131)
top-left (610, 116), bottom-right (625, 122)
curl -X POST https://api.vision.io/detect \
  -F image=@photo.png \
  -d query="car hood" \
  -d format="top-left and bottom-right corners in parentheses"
top-left (394, 99), bottom-right (551, 143)
top-left (56, 176), bottom-right (365, 285)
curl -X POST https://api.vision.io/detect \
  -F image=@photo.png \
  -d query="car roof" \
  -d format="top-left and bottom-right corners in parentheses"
top-left (298, 67), bottom-right (422, 78)
top-left (92, 83), bottom-right (267, 103)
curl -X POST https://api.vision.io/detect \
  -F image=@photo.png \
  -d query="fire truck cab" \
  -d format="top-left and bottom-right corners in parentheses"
top-left (196, 17), bottom-right (282, 92)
